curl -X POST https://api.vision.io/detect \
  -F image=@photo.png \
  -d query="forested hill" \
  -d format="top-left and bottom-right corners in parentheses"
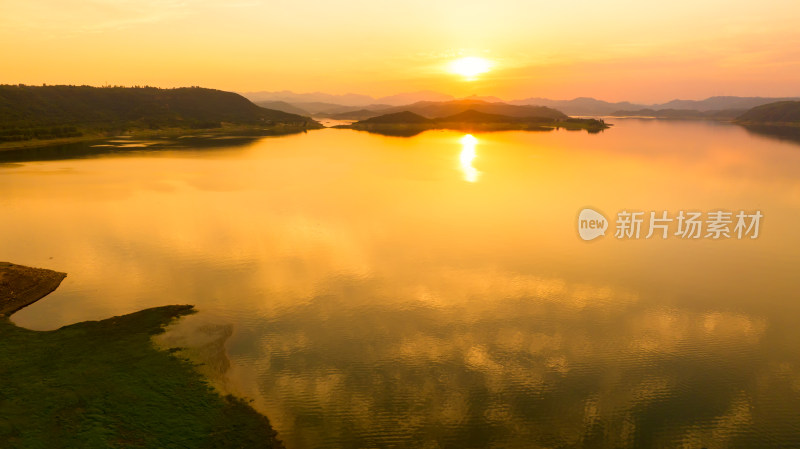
top-left (737, 101), bottom-right (800, 124)
top-left (0, 85), bottom-right (319, 141)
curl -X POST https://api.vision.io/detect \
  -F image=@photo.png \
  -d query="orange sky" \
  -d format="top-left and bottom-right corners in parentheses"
top-left (1, 0), bottom-right (799, 102)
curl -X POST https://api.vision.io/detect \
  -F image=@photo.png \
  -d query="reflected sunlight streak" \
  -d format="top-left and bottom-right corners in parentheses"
top-left (459, 134), bottom-right (480, 183)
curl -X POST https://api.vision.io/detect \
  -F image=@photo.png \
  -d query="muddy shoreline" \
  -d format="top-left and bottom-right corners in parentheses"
top-left (0, 262), bottom-right (66, 316)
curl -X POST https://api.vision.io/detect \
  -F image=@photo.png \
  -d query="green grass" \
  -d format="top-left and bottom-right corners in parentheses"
top-left (0, 305), bottom-right (283, 449)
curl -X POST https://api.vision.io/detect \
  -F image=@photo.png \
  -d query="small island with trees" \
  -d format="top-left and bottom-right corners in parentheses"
top-left (334, 109), bottom-right (609, 136)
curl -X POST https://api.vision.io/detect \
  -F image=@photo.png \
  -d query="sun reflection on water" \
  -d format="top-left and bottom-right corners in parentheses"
top-left (459, 134), bottom-right (480, 182)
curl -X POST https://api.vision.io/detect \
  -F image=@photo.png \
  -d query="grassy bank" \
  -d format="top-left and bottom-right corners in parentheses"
top-left (0, 122), bottom-right (320, 152)
top-left (0, 264), bottom-right (283, 448)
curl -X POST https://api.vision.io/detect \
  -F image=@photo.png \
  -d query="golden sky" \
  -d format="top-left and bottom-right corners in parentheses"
top-left (1, 0), bottom-right (799, 102)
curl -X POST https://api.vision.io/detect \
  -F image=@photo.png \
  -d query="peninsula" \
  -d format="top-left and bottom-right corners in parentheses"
top-left (0, 85), bottom-right (322, 151)
top-left (0, 262), bottom-right (283, 448)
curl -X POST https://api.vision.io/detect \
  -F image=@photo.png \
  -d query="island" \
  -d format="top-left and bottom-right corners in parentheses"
top-left (333, 109), bottom-right (609, 136)
top-left (323, 99), bottom-right (569, 121)
top-left (0, 262), bottom-right (283, 448)
top-left (0, 85), bottom-right (322, 151)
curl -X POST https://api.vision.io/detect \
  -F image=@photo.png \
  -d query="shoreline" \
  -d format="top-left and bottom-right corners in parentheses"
top-left (0, 262), bottom-right (66, 316)
top-left (333, 119), bottom-right (610, 135)
top-left (0, 262), bottom-right (283, 448)
top-left (0, 123), bottom-right (322, 153)
top-left (0, 135), bottom-right (107, 152)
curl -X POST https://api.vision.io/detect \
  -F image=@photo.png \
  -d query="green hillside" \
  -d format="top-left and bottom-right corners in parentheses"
top-left (737, 101), bottom-right (800, 124)
top-left (0, 85), bottom-right (320, 143)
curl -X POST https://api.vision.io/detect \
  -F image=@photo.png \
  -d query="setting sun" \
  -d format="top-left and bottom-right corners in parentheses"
top-left (449, 57), bottom-right (492, 80)
top-left (4, 0), bottom-right (800, 447)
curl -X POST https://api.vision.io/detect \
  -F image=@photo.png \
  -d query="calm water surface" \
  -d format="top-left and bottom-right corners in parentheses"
top-left (2, 121), bottom-right (800, 448)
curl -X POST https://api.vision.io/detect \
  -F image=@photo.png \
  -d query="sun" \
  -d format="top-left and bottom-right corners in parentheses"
top-left (449, 57), bottom-right (492, 80)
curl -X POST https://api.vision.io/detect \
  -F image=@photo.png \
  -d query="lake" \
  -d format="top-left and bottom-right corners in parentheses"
top-left (2, 120), bottom-right (800, 448)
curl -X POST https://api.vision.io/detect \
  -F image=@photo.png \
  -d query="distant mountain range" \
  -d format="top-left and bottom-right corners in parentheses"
top-left (255, 101), bottom-right (394, 116)
top-left (322, 100), bottom-right (567, 121)
top-left (241, 90), bottom-right (455, 107)
top-left (508, 97), bottom-right (646, 116)
top-left (501, 96), bottom-right (799, 115)
top-left (254, 100), bottom-right (313, 116)
top-left (242, 91), bottom-right (800, 117)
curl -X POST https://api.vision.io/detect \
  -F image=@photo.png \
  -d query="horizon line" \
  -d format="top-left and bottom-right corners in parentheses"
top-left (4, 82), bottom-right (799, 105)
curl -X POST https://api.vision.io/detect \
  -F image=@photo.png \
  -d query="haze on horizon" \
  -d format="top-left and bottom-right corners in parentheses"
top-left (1, 0), bottom-right (799, 103)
